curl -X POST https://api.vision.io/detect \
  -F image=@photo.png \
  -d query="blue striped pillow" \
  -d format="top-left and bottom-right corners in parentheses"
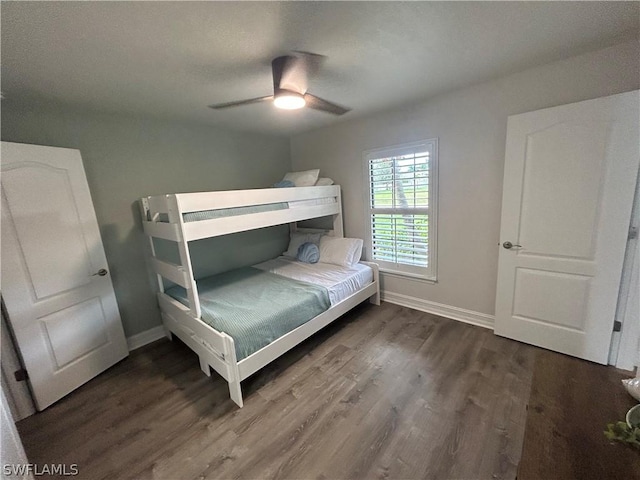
top-left (273, 180), bottom-right (295, 188)
top-left (297, 242), bottom-right (320, 264)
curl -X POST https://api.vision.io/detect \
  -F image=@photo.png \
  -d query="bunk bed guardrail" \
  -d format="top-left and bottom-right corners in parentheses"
top-left (141, 185), bottom-right (341, 241)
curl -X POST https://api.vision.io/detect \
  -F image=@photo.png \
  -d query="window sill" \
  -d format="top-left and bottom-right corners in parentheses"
top-left (378, 268), bottom-right (437, 284)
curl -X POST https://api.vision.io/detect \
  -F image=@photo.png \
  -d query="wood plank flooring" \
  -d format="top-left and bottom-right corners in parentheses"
top-left (518, 349), bottom-right (640, 480)
top-left (17, 302), bottom-right (536, 479)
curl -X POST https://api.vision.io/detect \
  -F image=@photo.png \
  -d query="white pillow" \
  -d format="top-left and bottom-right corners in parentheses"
top-left (282, 169), bottom-right (320, 187)
top-left (318, 236), bottom-right (363, 267)
top-left (283, 232), bottom-right (322, 258)
top-left (315, 177), bottom-right (334, 186)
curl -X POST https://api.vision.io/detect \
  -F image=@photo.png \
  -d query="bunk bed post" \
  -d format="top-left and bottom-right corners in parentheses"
top-left (362, 261), bottom-right (381, 305)
top-left (333, 188), bottom-right (344, 237)
top-left (229, 377), bottom-right (243, 408)
top-left (224, 336), bottom-right (243, 407)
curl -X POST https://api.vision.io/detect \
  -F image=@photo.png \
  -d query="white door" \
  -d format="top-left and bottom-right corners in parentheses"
top-left (1, 142), bottom-right (128, 410)
top-left (495, 90), bottom-right (640, 364)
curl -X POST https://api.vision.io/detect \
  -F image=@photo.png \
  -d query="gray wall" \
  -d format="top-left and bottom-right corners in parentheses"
top-left (1, 102), bottom-right (291, 336)
top-left (290, 40), bottom-right (640, 319)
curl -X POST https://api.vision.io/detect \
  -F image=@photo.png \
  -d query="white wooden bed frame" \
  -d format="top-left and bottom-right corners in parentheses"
top-left (140, 185), bottom-right (380, 407)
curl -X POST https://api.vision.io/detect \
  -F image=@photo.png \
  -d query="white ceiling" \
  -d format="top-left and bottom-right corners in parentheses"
top-left (2, 2), bottom-right (638, 136)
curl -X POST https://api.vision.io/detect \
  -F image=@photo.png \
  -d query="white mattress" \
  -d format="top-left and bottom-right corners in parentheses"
top-left (288, 197), bottom-right (336, 208)
top-left (253, 256), bottom-right (373, 305)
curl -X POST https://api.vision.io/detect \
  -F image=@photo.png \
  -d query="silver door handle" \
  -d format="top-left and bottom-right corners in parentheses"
top-left (92, 268), bottom-right (108, 277)
top-left (502, 241), bottom-right (522, 249)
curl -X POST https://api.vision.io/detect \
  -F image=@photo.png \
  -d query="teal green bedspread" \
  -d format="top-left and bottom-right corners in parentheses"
top-left (165, 267), bottom-right (330, 361)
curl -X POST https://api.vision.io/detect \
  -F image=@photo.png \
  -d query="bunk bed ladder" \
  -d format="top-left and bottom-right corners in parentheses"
top-left (168, 197), bottom-right (202, 320)
top-left (140, 198), bottom-right (171, 340)
top-left (140, 197), bottom-right (166, 294)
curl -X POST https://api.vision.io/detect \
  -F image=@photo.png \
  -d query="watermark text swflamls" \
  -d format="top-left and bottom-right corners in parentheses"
top-left (3, 463), bottom-right (79, 477)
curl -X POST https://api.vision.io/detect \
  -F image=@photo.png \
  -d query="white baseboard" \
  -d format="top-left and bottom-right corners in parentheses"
top-left (381, 291), bottom-right (495, 330)
top-left (126, 325), bottom-right (166, 351)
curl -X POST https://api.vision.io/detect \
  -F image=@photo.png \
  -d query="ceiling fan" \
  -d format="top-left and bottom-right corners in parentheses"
top-left (208, 52), bottom-right (350, 116)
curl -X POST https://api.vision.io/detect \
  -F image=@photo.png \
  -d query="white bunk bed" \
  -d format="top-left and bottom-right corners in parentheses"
top-left (140, 185), bottom-right (380, 407)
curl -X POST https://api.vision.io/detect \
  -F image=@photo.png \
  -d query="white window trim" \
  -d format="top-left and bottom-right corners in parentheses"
top-left (363, 138), bottom-right (438, 282)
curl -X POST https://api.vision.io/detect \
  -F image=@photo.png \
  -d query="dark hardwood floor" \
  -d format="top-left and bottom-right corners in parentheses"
top-left (518, 349), bottom-right (640, 480)
top-left (18, 301), bottom-right (634, 480)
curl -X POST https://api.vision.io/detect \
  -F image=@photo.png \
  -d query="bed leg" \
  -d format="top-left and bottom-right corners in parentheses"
top-left (163, 326), bottom-right (173, 341)
top-left (229, 380), bottom-right (243, 408)
top-left (199, 356), bottom-right (211, 377)
top-left (370, 292), bottom-right (381, 306)
top-left (366, 262), bottom-right (381, 306)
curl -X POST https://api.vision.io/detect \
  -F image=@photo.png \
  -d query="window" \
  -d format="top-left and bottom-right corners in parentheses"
top-left (364, 139), bottom-right (438, 280)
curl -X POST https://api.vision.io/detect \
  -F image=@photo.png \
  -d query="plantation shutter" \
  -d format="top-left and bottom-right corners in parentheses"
top-left (366, 140), bottom-right (437, 279)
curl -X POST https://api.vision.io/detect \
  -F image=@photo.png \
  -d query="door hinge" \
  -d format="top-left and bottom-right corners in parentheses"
top-left (629, 226), bottom-right (638, 240)
top-left (613, 320), bottom-right (622, 332)
top-left (13, 368), bottom-right (28, 382)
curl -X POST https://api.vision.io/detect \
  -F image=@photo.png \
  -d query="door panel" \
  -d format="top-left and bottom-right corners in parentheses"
top-left (41, 297), bottom-right (110, 368)
top-left (513, 269), bottom-right (590, 330)
top-left (495, 91), bottom-right (639, 364)
top-left (2, 163), bottom-right (94, 299)
top-left (519, 121), bottom-right (607, 259)
top-left (1, 142), bottom-right (128, 410)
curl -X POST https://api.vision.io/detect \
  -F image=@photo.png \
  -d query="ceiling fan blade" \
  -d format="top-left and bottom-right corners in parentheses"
top-left (271, 56), bottom-right (288, 94)
top-left (277, 52), bottom-right (325, 94)
top-left (293, 51), bottom-right (326, 77)
top-left (303, 93), bottom-right (351, 116)
top-left (208, 96), bottom-right (273, 110)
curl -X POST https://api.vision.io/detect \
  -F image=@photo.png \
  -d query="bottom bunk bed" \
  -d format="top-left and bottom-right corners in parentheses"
top-left (158, 256), bottom-right (380, 407)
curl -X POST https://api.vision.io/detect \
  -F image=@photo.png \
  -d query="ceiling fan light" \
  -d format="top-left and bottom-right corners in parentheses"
top-left (274, 93), bottom-right (306, 110)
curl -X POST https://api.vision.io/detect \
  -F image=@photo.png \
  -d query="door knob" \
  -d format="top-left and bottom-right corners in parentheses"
top-left (92, 268), bottom-right (108, 277)
top-left (502, 241), bottom-right (522, 249)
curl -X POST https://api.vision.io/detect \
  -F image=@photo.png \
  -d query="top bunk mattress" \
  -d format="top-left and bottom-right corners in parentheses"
top-left (182, 197), bottom-right (336, 222)
top-left (182, 202), bottom-right (287, 222)
top-left (253, 257), bottom-right (373, 305)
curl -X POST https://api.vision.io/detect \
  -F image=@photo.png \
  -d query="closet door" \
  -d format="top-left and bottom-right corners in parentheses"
top-left (494, 90), bottom-right (639, 364)
top-left (1, 142), bottom-right (128, 410)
